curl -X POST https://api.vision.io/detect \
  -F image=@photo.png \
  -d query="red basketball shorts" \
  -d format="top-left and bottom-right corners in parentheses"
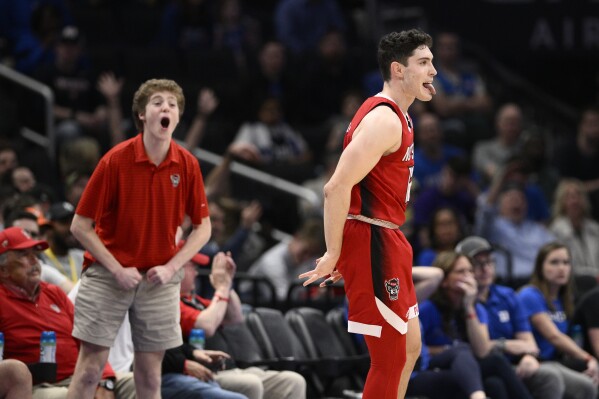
top-left (337, 219), bottom-right (418, 337)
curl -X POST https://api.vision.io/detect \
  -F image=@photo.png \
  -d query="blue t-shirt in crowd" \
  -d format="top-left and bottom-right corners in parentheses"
top-left (518, 286), bottom-right (569, 360)
top-left (413, 145), bottom-right (464, 189)
top-left (482, 284), bottom-right (531, 340)
top-left (419, 299), bottom-right (489, 346)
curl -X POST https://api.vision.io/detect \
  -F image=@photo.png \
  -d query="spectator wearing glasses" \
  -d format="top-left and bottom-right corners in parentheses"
top-left (456, 236), bottom-right (564, 399)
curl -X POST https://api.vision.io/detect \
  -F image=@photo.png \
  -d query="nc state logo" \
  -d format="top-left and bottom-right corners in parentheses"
top-left (170, 174), bottom-right (180, 188)
top-left (385, 278), bottom-right (400, 301)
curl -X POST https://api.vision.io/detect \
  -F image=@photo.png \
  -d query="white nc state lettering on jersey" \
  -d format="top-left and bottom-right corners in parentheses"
top-left (402, 143), bottom-right (414, 162)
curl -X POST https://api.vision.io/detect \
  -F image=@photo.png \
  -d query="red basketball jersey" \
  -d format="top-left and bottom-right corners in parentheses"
top-left (343, 95), bottom-right (414, 226)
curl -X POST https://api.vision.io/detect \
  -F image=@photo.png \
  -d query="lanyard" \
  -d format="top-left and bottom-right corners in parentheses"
top-left (44, 248), bottom-right (78, 282)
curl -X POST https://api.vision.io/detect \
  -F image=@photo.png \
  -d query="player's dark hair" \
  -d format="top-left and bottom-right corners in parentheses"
top-left (378, 29), bottom-right (433, 82)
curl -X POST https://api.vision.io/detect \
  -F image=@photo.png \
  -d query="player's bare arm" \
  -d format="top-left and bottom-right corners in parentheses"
top-left (300, 106), bottom-right (403, 286)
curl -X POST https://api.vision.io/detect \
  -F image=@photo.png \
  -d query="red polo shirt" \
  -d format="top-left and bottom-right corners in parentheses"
top-left (0, 282), bottom-right (114, 382)
top-left (77, 134), bottom-right (209, 269)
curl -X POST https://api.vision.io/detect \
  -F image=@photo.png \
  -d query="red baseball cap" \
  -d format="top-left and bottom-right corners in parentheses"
top-left (0, 227), bottom-right (49, 255)
top-left (177, 240), bottom-right (210, 266)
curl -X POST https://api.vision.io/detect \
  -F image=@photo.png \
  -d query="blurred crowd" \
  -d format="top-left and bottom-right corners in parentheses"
top-left (1, 0), bottom-right (599, 398)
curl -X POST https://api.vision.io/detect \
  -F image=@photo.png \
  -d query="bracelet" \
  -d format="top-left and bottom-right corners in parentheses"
top-left (214, 294), bottom-right (229, 303)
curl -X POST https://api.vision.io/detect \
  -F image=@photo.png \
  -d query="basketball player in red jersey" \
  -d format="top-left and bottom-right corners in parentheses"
top-left (299, 29), bottom-right (436, 398)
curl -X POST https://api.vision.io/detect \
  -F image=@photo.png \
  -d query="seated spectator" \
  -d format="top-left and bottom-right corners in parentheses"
top-left (413, 155), bottom-right (478, 237)
top-left (246, 218), bottom-right (325, 301)
top-left (274, 0), bottom-right (346, 55)
top-left (324, 90), bottom-right (363, 154)
top-left (550, 178), bottom-right (599, 278)
top-left (416, 206), bottom-right (465, 266)
top-left (413, 112), bottom-right (465, 189)
top-left (4, 209), bottom-right (73, 293)
top-left (33, 26), bottom-right (118, 151)
top-left (243, 40), bottom-right (300, 124)
top-left (457, 236), bottom-right (565, 399)
top-left (58, 137), bottom-right (101, 182)
top-left (39, 202), bottom-right (83, 283)
top-left (572, 286), bottom-right (599, 360)
top-left (430, 31), bottom-right (493, 149)
top-left (7, 166), bottom-right (37, 194)
top-left (409, 264), bottom-right (488, 399)
top-left (63, 171), bottom-right (90, 208)
top-left (518, 242), bottom-right (598, 398)
top-left (473, 103), bottom-right (524, 187)
top-left (0, 143), bottom-right (18, 182)
top-left (0, 359), bottom-right (32, 399)
top-left (0, 0), bottom-right (73, 74)
top-left (0, 226), bottom-right (135, 398)
top-left (475, 172), bottom-right (554, 285)
top-left (299, 30), bottom-right (363, 125)
top-left (200, 198), bottom-right (264, 272)
top-left (229, 97), bottom-right (313, 181)
top-left (156, 0), bottom-right (214, 50)
top-left (177, 251), bottom-right (307, 399)
top-left (408, 338), bottom-right (489, 399)
top-left (477, 155), bottom-right (551, 225)
top-left (419, 251), bottom-right (533, 399)
top-left (552, 106), bottom-right (599, 220)
top-left (212, 0), bottom-right (261, 72)
top-left (519, 131), bottom-right (560, 205)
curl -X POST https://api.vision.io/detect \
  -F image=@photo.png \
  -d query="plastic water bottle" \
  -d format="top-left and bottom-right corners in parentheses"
top-left (0, 332), bottom-right (4, 361)
top-left (189, 329), bottom-right (205, 350)
top-left (571, 324), bottom-right (584, 348)
top-left (40, 331), bottom-right (56, 363)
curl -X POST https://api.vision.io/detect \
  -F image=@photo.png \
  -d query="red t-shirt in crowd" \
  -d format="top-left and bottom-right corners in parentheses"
top-left (0, 282), bottom-right (114, 381)
top-left (76, 134), bottom-right (210, 269)
top-left (179, 294), bottom-right (211, 339)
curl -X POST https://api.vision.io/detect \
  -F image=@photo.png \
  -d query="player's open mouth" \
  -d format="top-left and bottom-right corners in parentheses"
top-left (160, 117), bottom-right (170, 128)
top-left (423, 82), bottom-right (436, 95)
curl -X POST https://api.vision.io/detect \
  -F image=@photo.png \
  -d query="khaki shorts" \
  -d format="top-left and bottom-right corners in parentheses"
top-left (72, 263), bottom-right (184, 352)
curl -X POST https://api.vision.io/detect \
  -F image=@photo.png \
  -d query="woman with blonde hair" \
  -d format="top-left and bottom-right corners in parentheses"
top-left (550, 178), bottom-right (599, 278)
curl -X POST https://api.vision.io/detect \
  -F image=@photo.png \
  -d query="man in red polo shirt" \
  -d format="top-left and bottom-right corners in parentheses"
top-left (0, 226), bottom-right (133, 398)
top-left (66, 79), bottom-right (211, 399)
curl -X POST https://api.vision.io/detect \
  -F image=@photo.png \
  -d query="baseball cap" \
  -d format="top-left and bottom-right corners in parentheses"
top-left (455, 236), bottom-right (493, 259)
top-left (25, 207), bottom-right (50, 226)
top-left (47, 202), bottom-right (75, 222)
top-left (0, 227), bottom-right (49, 255)
top-left (177, 240), bottom-right (210, 266)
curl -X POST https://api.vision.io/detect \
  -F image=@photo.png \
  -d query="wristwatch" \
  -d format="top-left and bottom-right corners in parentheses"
top-left (495, 337), bottom-right (507, 352)
top-left (98, 379), bottom-right (115, 391)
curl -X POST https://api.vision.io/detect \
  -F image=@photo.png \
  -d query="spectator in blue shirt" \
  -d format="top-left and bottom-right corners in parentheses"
top-left (413, 112), bottom-right (465, 190)
top-left (518, 242), bottom-right (598, 399)
top-left (420, 251), bottom-right (533, 399)
top-left (457, 236), bottom-right (564, 399)
top-left (274, 0), bottom-right (345, 55)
